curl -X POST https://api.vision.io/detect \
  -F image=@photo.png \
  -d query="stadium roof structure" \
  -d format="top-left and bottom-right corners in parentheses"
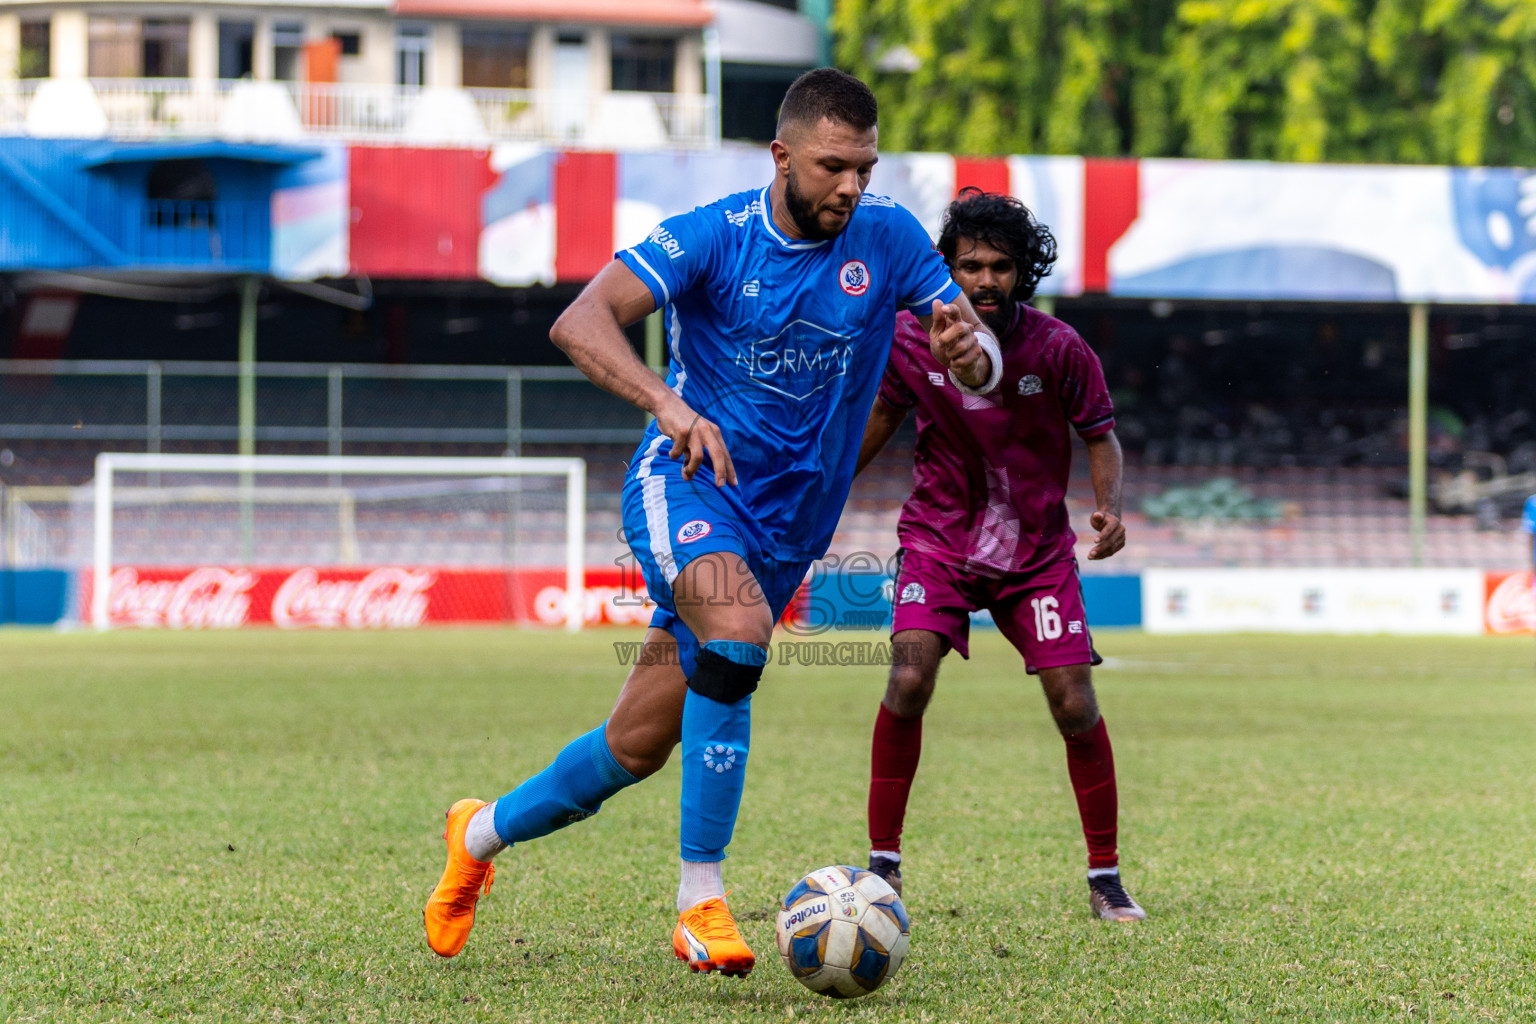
top-left (79, 142), bottom-right (322, 169)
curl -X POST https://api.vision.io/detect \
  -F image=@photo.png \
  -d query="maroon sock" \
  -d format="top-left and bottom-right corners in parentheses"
top-left (868, 703), bottom-right (923, 853)
top-left (1062, 716), bottom-right (1119, 870)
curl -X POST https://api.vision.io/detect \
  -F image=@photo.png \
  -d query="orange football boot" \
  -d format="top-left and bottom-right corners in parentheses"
top-left (672, 895), bottom-right (755, 977)
top-left (424, 798), bottom-right (496, 957)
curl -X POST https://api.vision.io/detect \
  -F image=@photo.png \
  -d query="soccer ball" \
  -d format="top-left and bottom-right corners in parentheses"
top-left (775, 864), bottom-right (911, 998)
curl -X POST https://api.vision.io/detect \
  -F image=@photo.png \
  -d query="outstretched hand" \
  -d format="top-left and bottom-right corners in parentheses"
top-left (928, 300), bottom-right (990, 387)
top-left (655, 398), bottom-right (737, 486)
top-left (1087, 509), bottom-right (1125, 560)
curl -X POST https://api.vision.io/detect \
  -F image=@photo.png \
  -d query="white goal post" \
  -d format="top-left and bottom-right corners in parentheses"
top-left (91, 452), bottom-right (587, 632)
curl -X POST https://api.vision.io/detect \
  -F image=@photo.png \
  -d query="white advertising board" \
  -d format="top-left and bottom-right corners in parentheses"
top-left (1142, 568), bottom-right (1486, 636)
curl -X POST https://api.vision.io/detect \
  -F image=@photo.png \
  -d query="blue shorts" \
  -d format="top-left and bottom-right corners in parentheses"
top-left (621, 448), bottom-right (808, 674)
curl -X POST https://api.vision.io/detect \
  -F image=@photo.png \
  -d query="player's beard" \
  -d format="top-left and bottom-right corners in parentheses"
top-left (784, 169), bottom-right (854, 241)
top-left (968, 289), bottom-right (1012, 336)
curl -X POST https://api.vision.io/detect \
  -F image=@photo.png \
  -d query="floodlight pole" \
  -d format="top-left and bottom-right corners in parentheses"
top-left (238, 275), bottom-right (259, 563)
top-left (92, 455), bottom-right (113, 630)
top-left (1408, 302), bottom-right (1429, 567)
top-left (645, 309), bottom-right (664, 372)
top-left (238, 276), bottom-right (258, 456)
top-left (565, 459), bottom-right (587, 633)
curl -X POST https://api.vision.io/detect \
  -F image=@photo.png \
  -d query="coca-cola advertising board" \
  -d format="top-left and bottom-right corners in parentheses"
top-left (79, 566), bottom-right (656, 629)
top-left (1484, 571), bottom-right (1534, 635)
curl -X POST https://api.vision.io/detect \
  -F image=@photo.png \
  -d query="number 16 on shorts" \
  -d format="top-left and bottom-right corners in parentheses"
top-left (1031, 596), bottom-right (1062, 641)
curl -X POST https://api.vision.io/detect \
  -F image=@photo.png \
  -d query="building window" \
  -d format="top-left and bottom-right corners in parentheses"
top-left (332, 32), bottom-right (362, 57)
top-left (460, 27), bottom-right (529, 90)
top-left (610, 35), bottom-right (676, 93)
top-left (89, 18), bottom-right (142, 77)
top-left (142, 19), bottom-right (190, 78)
top-left (396, 25), bottom-right (430, 88)
top-left (147, 159), bottom-right (218, 229)
top-left (19, 21), bottom-right (50, 79)
top-left (218, 21), bottom-right (254, 79)
top-left (273, 21), bottom-right (305, 82)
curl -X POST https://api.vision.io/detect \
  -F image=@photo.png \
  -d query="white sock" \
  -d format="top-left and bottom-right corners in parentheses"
top-left (870, 850), bottom-right (901, 864)
top-left (677, 859), bottom-right (724, 912)
top-left (1087, 866), bottom-right (1120, 879)
top-left (464, 802), bottom-right (507, 862)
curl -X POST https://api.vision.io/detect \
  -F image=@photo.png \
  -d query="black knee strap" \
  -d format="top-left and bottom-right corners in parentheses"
top-left (688, 648), bottom-right (763, 704)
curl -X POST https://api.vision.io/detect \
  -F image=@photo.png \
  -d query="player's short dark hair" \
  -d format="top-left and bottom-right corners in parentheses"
top-left (938, 188), bottom-right (1059, 302)
top-left (776, 68), bottom-right (878, 138)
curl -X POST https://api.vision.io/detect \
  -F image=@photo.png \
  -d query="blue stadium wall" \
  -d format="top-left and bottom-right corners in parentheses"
top-left (798, 571), bottom-right (1144, 633)
top-left (0, 569), bottom-right (71, 625)
top-left (0, 137), bottom-right (319, 272)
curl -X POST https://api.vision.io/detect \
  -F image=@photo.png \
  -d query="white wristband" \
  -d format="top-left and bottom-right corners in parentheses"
top-left (949, 329), bottom-right (1004, 396)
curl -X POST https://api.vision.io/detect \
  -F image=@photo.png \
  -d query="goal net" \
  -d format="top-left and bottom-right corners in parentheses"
top-left (79, 453), bottom-right (586, 631)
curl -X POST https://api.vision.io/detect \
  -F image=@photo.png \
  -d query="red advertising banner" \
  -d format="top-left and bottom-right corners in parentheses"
top-left (78, 566), bottom-right (657, 630)
top-left (1485, 570), bottom-right (1534, 635)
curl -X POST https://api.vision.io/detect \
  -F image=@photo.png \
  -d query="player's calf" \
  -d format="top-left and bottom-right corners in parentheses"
top-left (1038, 663), bottom-right (1100, 735)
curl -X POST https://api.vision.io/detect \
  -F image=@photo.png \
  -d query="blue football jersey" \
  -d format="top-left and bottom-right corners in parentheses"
top-left (618, 187), bottom-right (960, 560)
top-left (1524, 494), bottom-right (1536, 539)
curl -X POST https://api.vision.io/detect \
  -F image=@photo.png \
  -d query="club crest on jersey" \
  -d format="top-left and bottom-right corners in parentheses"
top-left (839, 260), bottom-right (871, 297)
top-left (1017, 375), bottom-right (1044, 396)
top-left (900, 582), bottom-right (926, 605)
top-left (676, 520), bottom-right (712, 544)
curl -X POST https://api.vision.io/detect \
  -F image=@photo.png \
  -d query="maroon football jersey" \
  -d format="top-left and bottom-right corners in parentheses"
top-left (879, 304), bottom-right (1115, 575)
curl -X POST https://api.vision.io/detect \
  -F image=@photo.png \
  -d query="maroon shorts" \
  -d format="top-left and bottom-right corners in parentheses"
top-left (890, 547), bottom-right (1101, 673)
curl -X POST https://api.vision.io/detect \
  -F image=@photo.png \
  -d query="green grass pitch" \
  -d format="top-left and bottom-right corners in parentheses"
top-left (2, 629), bottom-right (1533, 1022)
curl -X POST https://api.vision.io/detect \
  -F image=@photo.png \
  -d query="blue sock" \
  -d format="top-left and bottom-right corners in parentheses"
top-left (493, 723), bottom-right (639, 846)
top-left (679, 640), bottom-right (767, 862)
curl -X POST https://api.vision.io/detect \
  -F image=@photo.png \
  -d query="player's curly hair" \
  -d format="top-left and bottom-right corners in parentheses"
top-left (937, 188), bottom-right (1059, 302)
top-left (777, 68), bottom-right (878, 137)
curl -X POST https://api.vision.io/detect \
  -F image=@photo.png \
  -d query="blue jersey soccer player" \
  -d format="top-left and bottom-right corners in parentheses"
top-left (423, 69), bottom-right (1003, 978)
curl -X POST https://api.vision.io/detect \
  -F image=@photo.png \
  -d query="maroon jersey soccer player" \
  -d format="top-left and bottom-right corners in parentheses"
top-left (856, 188), bottom-right (1145, 921)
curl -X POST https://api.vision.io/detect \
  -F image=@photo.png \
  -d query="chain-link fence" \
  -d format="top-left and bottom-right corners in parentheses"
top-left (0, 359), bottom-right (644, 454)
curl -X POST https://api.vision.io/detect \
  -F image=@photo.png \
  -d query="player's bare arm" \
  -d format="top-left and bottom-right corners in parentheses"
top-left (1085, 429), bottom-right (1125, 560)
top-left (916, 294), bottom-right (997, 390)
top-left (550, 260), bottom-right (736, 486)
top-left (855, 397), bottom-right (908, 476)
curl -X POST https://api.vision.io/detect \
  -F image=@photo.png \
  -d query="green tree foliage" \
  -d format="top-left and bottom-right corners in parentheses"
top-left (832, 0), bottom-right (1536, 164)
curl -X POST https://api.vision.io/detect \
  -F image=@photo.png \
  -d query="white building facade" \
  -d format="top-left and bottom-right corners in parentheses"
top-left (0, 0), bottom-right (824, 146)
